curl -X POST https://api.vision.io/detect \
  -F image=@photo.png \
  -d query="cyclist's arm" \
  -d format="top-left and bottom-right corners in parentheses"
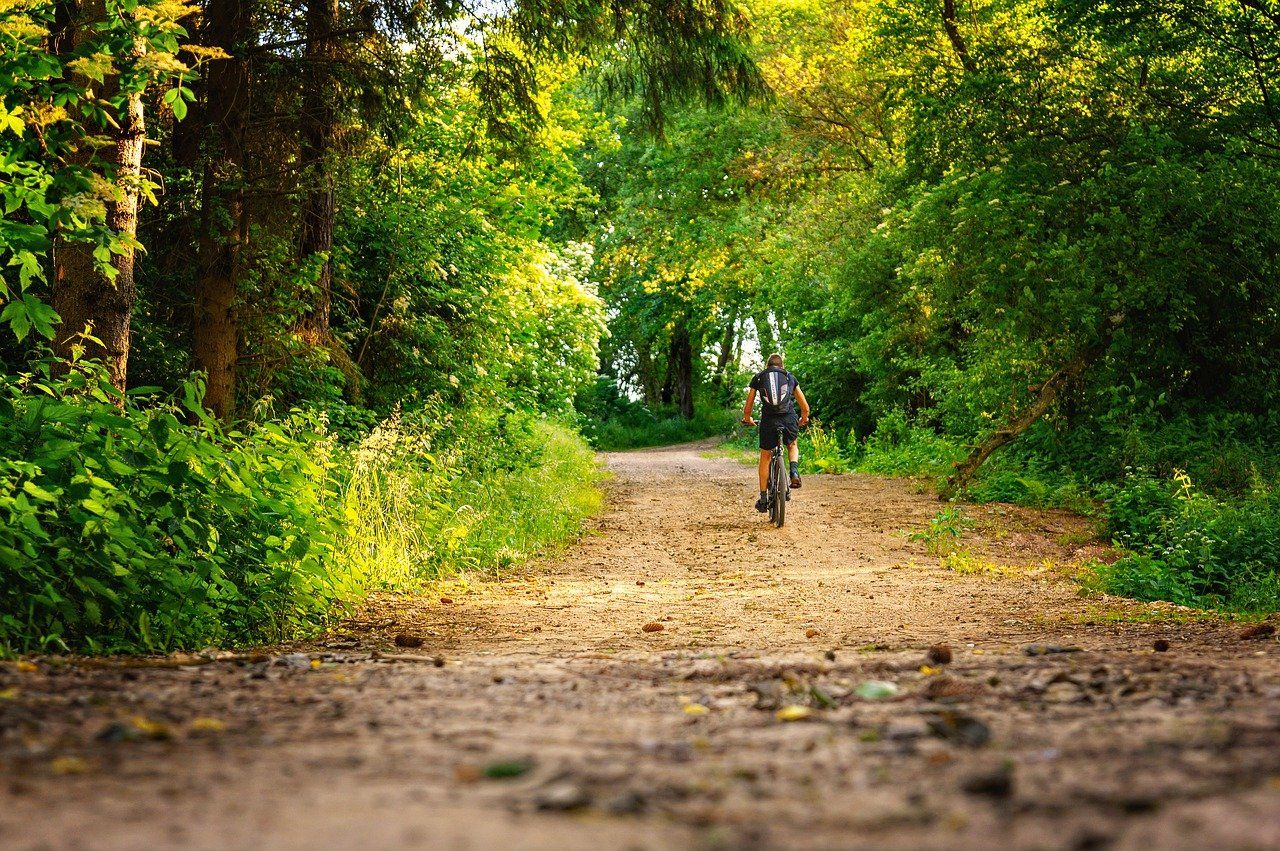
top-left (795, 387), bottom-right (811, 425)
top-left (741, 388), bottom-right (757, 425)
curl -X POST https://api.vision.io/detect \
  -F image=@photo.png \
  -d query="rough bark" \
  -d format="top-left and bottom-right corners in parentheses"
top-left (669, 320), bottom-right (695, 420)
top-left (295, 0), bottom-right (339, 340)
top-left (193, 0), bottom-right (252, 419)
top-left (53, 0), bottom-right (145, 393)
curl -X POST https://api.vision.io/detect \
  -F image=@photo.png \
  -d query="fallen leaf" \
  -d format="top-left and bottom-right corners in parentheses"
top-left (809, 685), bottom-right (837, 709)
top-left (927, 644), bottom-right (953, 665)
top-left (189, 717), bottom-right (227, 733)
top-left (1239, 624), bottom-right (1276, 641)
top-left (683, 703), bottom-right (710, 715)
top-left (919, 665), bottom-right (942, 676)
top-left (642, 622), bottom-right (664, 633)
top-left (16, 661), bottom-right (36, 673)
top-left (130, 716), bottom-right (173, 740)
top-left (309, 659), bottom-right (322, 669)
top-left (440, 597), bottom-right (454, 605)
top-left (483, 759), bottom-right (533, 779)
top-left (776, 705), bottom-right (814, 722)
top-left (805, 629), bottom-right (820, 638)
top-left (0, 688), bottom-right (18, 700)
top-left (855, 680), bottom-right (899, 700)
top-left (50, 756), bottom-right (88, 775)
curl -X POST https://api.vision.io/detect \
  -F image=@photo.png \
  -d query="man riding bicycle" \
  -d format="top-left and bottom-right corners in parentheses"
top-left (741, 353), bottom-right (811, 513)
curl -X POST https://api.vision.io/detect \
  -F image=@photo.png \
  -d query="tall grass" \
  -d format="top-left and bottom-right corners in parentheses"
top-left (334, 411), bottom-right (603, 589)
top-left (0, 365), bottom-right (604, 654)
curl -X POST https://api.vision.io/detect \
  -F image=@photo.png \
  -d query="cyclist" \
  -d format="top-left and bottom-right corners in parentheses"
top-left (740, 353), bottom-right (811, 513)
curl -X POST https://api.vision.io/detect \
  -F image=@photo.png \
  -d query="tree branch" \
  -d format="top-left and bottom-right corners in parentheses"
top-left (942, 0), bottom-right (977, 74)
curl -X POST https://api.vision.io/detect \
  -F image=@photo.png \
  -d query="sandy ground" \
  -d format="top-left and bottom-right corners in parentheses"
top-left (3, 442), bottom-right (1280, 850)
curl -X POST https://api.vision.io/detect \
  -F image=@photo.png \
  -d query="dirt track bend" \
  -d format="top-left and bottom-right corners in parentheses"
top-left (3, 441), bottom-right (1280, 850)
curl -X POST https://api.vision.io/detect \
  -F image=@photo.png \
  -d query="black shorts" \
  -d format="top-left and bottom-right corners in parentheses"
top-left (759, 414), bottom-right (799, 450)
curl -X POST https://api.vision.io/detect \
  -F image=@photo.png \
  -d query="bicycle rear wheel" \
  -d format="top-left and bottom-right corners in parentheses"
top-left (770, 452), bottom-right (786, 527)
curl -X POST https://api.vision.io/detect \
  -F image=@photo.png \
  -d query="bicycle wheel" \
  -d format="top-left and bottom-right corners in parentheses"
top-left (770, 452), bottom-right (786, 527)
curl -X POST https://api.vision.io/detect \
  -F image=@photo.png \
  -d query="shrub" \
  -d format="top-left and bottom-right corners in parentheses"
top-left (1096, 470), bottom-right (1280, 612)
top-left (858, 410), bottom-right (965, 477)
top-left (910, 507), bottom-right (973, 556)
top-left (0, 363), bottom-right (605, 655)
top-left (801, 422), bottom-right (852, 474)
top-left (0, 361), bottom-right (345, 654)
top-left (576, 378), bottom-right (737, 450)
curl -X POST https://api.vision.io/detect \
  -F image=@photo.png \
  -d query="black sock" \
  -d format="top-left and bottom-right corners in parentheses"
top-left (789, 461), bottom-right (799, 475)
top-left (760, 490), bottom-right (767, 499)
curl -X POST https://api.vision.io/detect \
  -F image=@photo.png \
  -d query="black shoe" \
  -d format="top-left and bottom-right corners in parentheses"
top-left (790, 474), bottom-right (802, 489)
top-left (755, 495), bottom-right (769, 513)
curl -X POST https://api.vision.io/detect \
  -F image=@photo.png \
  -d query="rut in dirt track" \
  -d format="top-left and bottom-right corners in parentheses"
top-left (3, 441), bottom-right (1280, 850)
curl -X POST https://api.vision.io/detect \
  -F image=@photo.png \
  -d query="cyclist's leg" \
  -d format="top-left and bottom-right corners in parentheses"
top-left (784, 416), bottom-right (802, 487)
top-left (756, 421), bottom-right (776, 511)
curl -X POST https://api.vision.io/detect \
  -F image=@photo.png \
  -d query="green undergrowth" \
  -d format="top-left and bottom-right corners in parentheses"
top-left (0, 362), bottom-right (602, 655)
top-left (575, 378), bottom-right (738, 450)
top-left (855, 412), bottom-right (1280, 616)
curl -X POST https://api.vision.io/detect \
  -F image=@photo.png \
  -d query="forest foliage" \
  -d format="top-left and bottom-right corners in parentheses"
top-left (588, 0), bottom-right (1280, 612)
top-left (0, 0), bottom-right (754, 653)
top-left (2, 0), bottom-right (1279, 652)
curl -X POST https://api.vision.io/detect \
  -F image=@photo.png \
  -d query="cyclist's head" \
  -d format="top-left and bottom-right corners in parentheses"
top-left (767, 353), bottom-right (784, 368)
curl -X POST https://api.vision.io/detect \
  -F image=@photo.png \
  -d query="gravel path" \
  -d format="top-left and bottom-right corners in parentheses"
top-left (3, 442), bottom-right (1279, 849)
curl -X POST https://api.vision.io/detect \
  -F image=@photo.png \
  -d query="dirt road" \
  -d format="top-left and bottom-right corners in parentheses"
top-left (4, 442), bottom-right (1280, 849)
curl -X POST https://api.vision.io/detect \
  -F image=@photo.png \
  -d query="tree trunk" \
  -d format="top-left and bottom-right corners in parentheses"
top-left (942, 0), bottom-right (977, 74)
top-left (193, 0), bottom-right (252, 419)
top-left (295, 0), bottom-right (339, 340)
top-left (670, 320), bottom-right (695, 420)
top-left (53, 0), bottom-right (145, 394)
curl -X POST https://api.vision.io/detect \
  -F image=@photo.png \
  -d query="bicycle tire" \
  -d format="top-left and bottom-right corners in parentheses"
top-left (771, 450), bottom-right (786, 527)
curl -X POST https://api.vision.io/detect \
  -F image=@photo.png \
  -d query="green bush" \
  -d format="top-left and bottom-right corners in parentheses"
top-left (800, 422), bottom-right (853, 474)
top-left (0, 363), bottom-right (604, 655)
top-left (858, 410), bottom-right (965, 477)
top-left (0, 361), bottom-right (346, 654)
top-left (1097, 471), bottom-right (1280, 613)
top-left (576, 378), bottom-right (737, 450)
top-left (335, 406), bottom-right (602, 582)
